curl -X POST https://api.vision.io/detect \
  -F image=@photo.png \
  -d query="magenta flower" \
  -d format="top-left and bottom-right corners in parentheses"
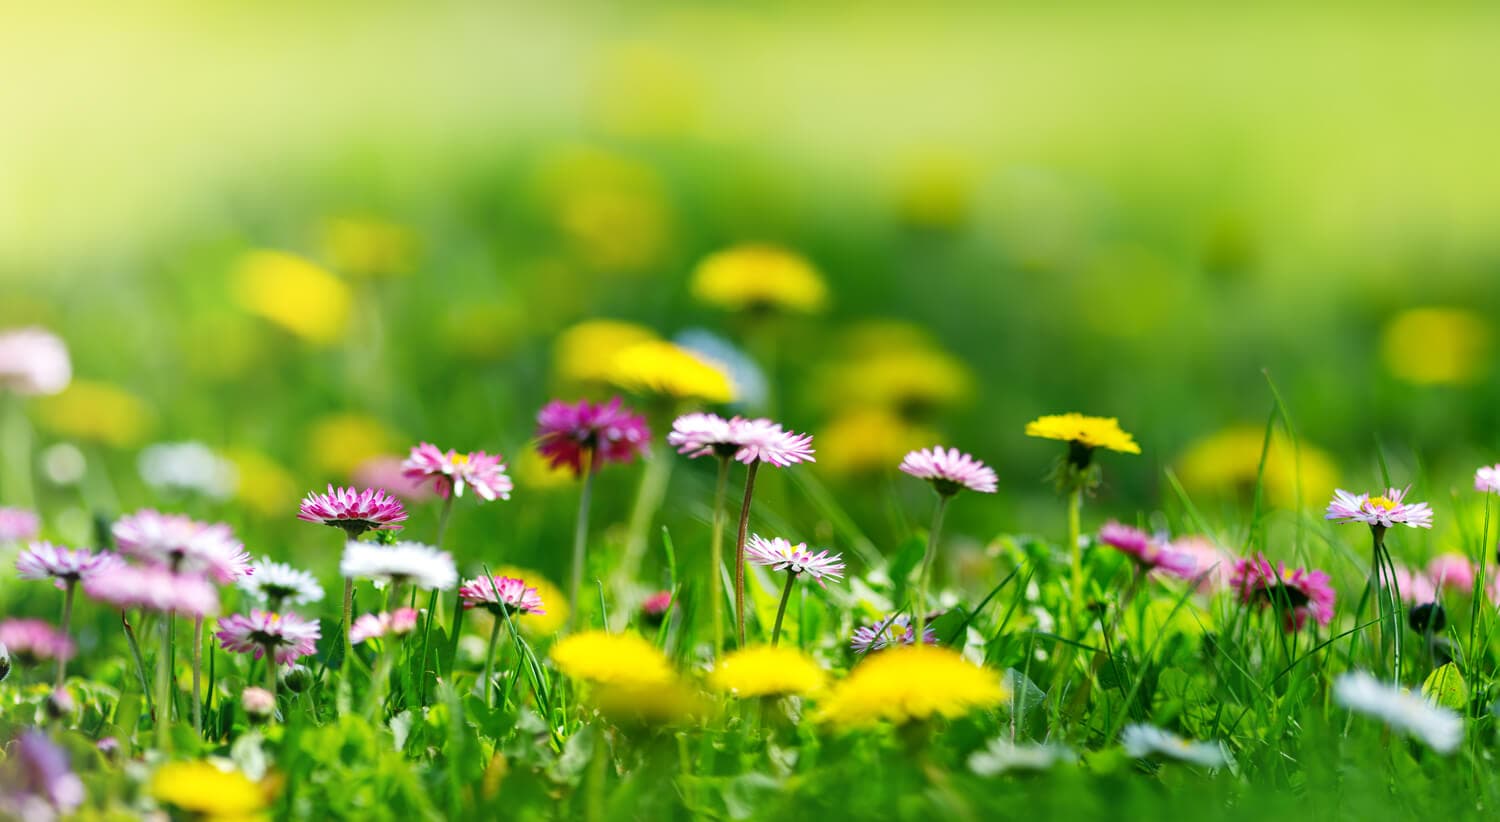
top-left (82, 564), bottom-right (220, 616)
top-left (216, 610), bottom-right (321, 665)
top-left (0, 507), bottom-right (40, 543)
top-left (641, 590), bottom-right (674, 618)
top-left (899, 446), bottom-right (998, 495)
top-left (1476, 464), bottom-right (1500, 494)
top-left (0, 619), bottom-right (76, 663)
top-left (402, 443), bottom-right (514, 502)
top-left (111, 510), bottom-right (250, 583)
top-left (729, 417), bottom-right (814, 468)
top-left (297, 485), bottom-right (409, 536)
top-left (1325, 487), bottom-right (1433, 530)
top-left (17, 542), bottom-right (120, 589)
top-left (1427, 553), bottom-right (1475, 595)
top-left (1166, 536), bottom-right (1234, 593)
top-left (349, 607), bottom-right (420, 645)
top-left (352, 456), bottom-right (436, 502)
top-left (744, 535), bottom-right (845, 585)
top-left (1394, 564), bottom-right (1438, 604)
top-left (1097, 522), bottom-right (1197, 579)
top-left (667, 412), bottom-right (739, 459)
top-left (850, 614), bottom-right (937, 654)
top-left (0, 731), bottom-right (84, 818)
top-left (458, 575), bottom-right (546, 616)
top-left (1230, 555), bottom-right (1336, 631)
top-left (0, 327), bottom-right (71, 396)
top-left (535, 397), bottom-right (650, 476)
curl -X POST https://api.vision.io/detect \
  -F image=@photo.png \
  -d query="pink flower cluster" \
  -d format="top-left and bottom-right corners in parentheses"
top-left (402, 443), bottom-right (513, 502)
top-left (536, 397), bottom-right (651, 476)
top-left (1230, 555), bottom-right (1336, 632)
top-left (668, 412), bottom-right (815, 468)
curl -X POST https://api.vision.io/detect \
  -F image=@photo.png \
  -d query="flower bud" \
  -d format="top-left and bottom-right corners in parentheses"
top-left (281, 664), bottom-right (313, 693)
top-left (242, 686), bottom-right (275, 723)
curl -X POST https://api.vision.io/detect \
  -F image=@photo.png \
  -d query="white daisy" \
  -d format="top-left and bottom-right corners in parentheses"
top-left (340, 541), bottom-right (457, 591)
top-left (1121, 724), bottom-right (1231, 769)
top-left (969, 739), bottom-right (1076, 776)
top-left (1333, 671), bottom-right (1463, 754)
top-left (239, 557), bottom-right (325, 607)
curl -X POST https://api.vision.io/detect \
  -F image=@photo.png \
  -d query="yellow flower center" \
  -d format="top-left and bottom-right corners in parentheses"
top-left (452, 453), bottom-right (470, 466)
top-left (1368, 496), bottom-right (1396, 511)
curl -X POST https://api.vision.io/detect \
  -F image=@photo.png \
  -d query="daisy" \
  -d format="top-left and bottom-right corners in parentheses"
top-left (730, 417), bottom-right (815, 468)
top-left (16, 542), bottom-right (119, 588)
top-left (137, 441), bottom-right (238, 499)
top-left (216, 610), bottom-right (321, 665)
top-left (0, 619), bottom-right (76, 664)
top-left (111, 510), bottom-right (250, 583)
top-left (1325, 487), bottom-right (1434, 530)
top-left (83, 564), bottom-right (220, 617)
top-left (239, 557), bottom-right (325, 608)
top-left (1097, 522), bottom-right (1197, 579)
top-left (667, 412), bottom-right (739, 459)
top-left (297, 485), bottom-right (409, 536)
top-left (1166, 535), bottom-right (1234, 593)
top-left (850, 614), bottom-right (937, 654)
top-left (1334, 671), bottom-right (1462, 753)
top-left (969, 739), bottom-right (1077, 776)
top-left (0, 507), bottom-right (40, 543)
top-left (899, 446), bottom-right (998, 495)
top-left (744, 535), bottom-right (846, 585)
top-left (1121, 724), bottom-right (1231, 769)
top-left (1427, 553), bottom-right (1475, 595)
top-left (1230, 554), bottom-right (1336, 631)
top-left (401, 443), bottom-right (513, 501)
top-left (0, 326), bottom-right (71, 396)
top-left (340, 541), bottom-right (457, 591)
top-left (1476, 464), bottom-right (1500, 494)
top-left (349, 607), bottom-right (420, 645)
top-left (458, 575), bottom-right (546, 616)
top-left (534, 397), bottom-right (650, 476)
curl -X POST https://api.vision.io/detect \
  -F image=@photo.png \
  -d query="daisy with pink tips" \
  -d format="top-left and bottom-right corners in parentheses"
top-left (1230, 554), bottom-right (1335, 632)
top-left (112, 510), bottom-right (250, 584)
top-left (349, 608), bottom-right (421, 645)
top-left (297, 485), bottom-right (409, 536)
top-left (217, 610), bottom-right (321, 669)
top-left (0, 507), bottom-right (40, 543)
top-left (900, 446), bottom-right (998, 495)
top-left (667, 412), bottom-right (739, 459)
top-left (535, 397), bottom-right (650, 476)
top-left (850, 614), bottom-right (938, 655)
top-left (1097, 522), bottom-right (1198, 580)
top-left (1325, 487), bottom-right (1434, 530)
top-left (83, 564), bottom-right (221, 617)
top-left (402, 443), bottom-right (514, 502)
top-left (1476, 464), bottom-right (1500, 494)
top-left (458, 575), bottom-right (546, 616)
top-left (0, 619), bottom-right (76, 665)
top-left (17, 542), bottom-right (119, 589)
top-left (729, 417), bottom-right (815, 468)
top-left (744, 534), bottom-right (844, 646)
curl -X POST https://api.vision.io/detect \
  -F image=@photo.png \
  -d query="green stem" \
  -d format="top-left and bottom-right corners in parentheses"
top-left (710, 456), bottom-right (731, 654)
top-left (616, 445), bottom-right (674, 604)
top-left (156, 611), bottom-right (174, 751)
top-left (914, 494), bottom-right (952, 642)
top-left (121, 611), bottom-right (154, 723)
top-left (1066, 484), bottom-right (1084, 632)
top-left (55, 582), bottom-right (75, 690)
top-left (342, 577), bottom-right (354, 654)
top-left (482, 615), bottom-right (501, 708)
top-left (733, 461), bottom-right (762, 648)
top-left (567, 448), bottom-right (597, 632)
top-left (192, 616), bottom-right (204, 736)
top-left (771, 572), bottom-right (798, 646)
top-left (265, 646), bottom-right (279, 703)
top-left (423, 491), bottom-right (455, 701)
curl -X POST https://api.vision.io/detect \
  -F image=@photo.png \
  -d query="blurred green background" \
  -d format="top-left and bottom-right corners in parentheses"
top-left (6, 1), bottom-right (1500, 590)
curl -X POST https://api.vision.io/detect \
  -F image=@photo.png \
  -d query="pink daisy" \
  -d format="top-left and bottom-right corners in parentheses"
top-left (899, 446), bottom-right (998, 495)
top-left (729, 417), bottom-right (814, 468)
top-left (349, 607), bottom-right (421, 645)
top-left (1394, 564), bottom-right (1438, 604)
top-left (744, 535), bottom-right (845, 585)
top-left (82, 564), bottom-right (220, 616)
top-left (535, 397), bottom-right (650, 476)
top-left (297, 485), bottom-right (409, 536)
top-left (216, 610), bottom-right (321, 665)
top-left (401, 443), bottom-right (514, 502)
top-left (641, 590), bottom-right (674, 619)
top-left (0, 507), bottom-right (40, 542)
top-left (667, 412), bottom-right (739, 459)
top-left (1476, 464), bottom-right (1500, 494)
top-left (111, 510), bottom-right (250, 584)
top-left (850, 614), bottom-right (938, 654)
top-left (352, 456), bottom-right (436, 502)
top-left (16, 542), bottom-right (120, 589)
top-left (0, 619), bottom-right (76, 663)
top-left (1325, 487), bottom-right (1434, 530)
top-left (1230, 554), bottom-right (1336, 632)
top-left (1166, 536), bottom-right (1234, 593)
top-left (458, 575), bottom-right (547, 616)
top-left (0, 327), bottom-right (71, 396)
top-left (1427, 553), bottom-right (1475, 595)
top-left (1097, 522), bottom-right (1197, 579)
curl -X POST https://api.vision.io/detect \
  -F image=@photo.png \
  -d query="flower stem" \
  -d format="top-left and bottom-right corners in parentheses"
top-left (914, 494), bottom-right (952, 643)
top-left (265, 646), bottom-right (279, 704)
top-left (55, 581), bottom-right (75, 690)
top-left (567, 447), bottom-right (597, 632)
top-left (156, 611), bottom-right (174, 751)
top-left (733, 460), bottom-right (762, 648)
top-left (616, 444), bottom-right (674, 608)
top-left (770, 572), bottom-right (798, 646)
top-left (482, 615), bottom-right (501, 708)
top-left (710, 456), bottom-right (731, 654)
top-left (191, 616), bottom-right (204, 736)
top-left (121, 610), bottom-right (154, 722)
top-left (1066, 484), bottom-right (1084, 632)
top-left (342, 577), bottom-right (354, 654)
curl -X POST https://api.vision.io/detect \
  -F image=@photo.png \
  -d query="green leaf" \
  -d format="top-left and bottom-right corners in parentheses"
top-left (1423, 663), bottom-right (1468, 711)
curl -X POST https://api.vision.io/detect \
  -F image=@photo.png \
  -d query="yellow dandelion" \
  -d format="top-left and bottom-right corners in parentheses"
top-left (607, 340), bottom-right (734, 403)
top-left (1175, 425), bottom-right (1339, 510)
top-left (551, 630), bottom-right (674, 687)
top-left (305, 413), bottom-right (401, 476)
top-left (1025, 413), bottom-right (1141, 455)
top-left (817, 409), bottom-right (939, 477)
top-left (828, 349), bottom-right (972, 415)
top-left (691, 244), bottom-right (827, 314)
top-left (1381, 307), bottom-right (1490, 386)
top-left (590, 678), bottom-right (706, 725)
top-left (536, 146), bottom-right (672, 273)
top-left (151, 760), bottom-right (268, 821)
top-left (553, 319), bottom-right (659, 384)
top-left (816, 646), bottom-right (1007, 728)
top-left (493, 565), bottom-right (568, 636)
top-left (320, 216), bottom-right (418, 279)
top-left (35, 380), bottom-right (153, 447)
top-left (231, 250), bottom-right (351, 345)
top-left (513, 450), bottom-right (576, 492)
top-left (709, 645), bottom-right (827, 698)
top-left (222, 448), bottom-right (298, 518)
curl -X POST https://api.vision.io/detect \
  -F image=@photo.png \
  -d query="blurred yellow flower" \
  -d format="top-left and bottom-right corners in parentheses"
top-left (828, 349), bottom-right (972, 416)
top-left (1026, 413), bottom-right (1140, 455)
top-left (607, 340), bottom-right (734, 403)
top-left (320, 216), bottom-right (418, 279)
top-left (514, 450), bottom-right (575, 492)
top-left (36, 380), bottom-right (153, 447)
top-left (551, 630), bottom-right (673, 687)
top-left (709, 645), bottom-right (827, 698)
top-left (232, 250), bottom-right (351, 345)
top-left (816, 646), bottom-right (1007, 728)
top-left (493, 564), bottom-right (568, 636)
top-left (151, 760), bottom-right (268, 821)
top-left (1175, 425), bottom-right (1338, 510)
top-left (553, 319), bottom-right (659, 384)
top-left (1381, 307), bottom-right (1490, 386)
top-left (817, 409), bottom-right (939, 477)
top-left (691, 245), bottom-right (827, 313)
top-left (223, 448), bottom-right (298, 518)
top-left (893, 153), bottom-right (975, 230)
top-left (537, 146), bottom-right (672, 273)
top-left (305, 413), bottom-right (401, 476)
top-left (590, 677), bottom-right (705, 725)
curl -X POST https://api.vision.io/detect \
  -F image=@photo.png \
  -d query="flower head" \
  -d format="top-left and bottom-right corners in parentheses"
top-left (216, 610), bottom-right (321, 665)
top-left (1325, 487), bottom-right (1433, 529)
top-left (112, 510), bottom-right (250, 583)
top-left (0, 507), bottom-right (40, 543)
top-left (744, 535), bottom-right (845, 585)
top-left (0, 731), bottom-right (84, 818)
top-left (239, 557), bottom-right (325, 607)
top-left (297, 485), bottom-right (409, 535)
top-left (0, 327), bottom-right (71, 396)
top-left (691, 244), bottom-right (827, 314)
top-left (1230, 554), bottom-right (1336, 631)
top-left (1121, 724), bottom-right (1231, 768)
top-left (1097, 523), bottom-right (1197, 579)
top-left (607, 340), bottom-right (735, 403)
top-left (1476, 464), bottom-right (1500, 494)
top-left (83, 564), bottom-right (220, 616)
top-left (1025, 413), bottom-right (1141, 455)
top-left (1166, 536), bottom-right (1234, 593)
top-left (850, 614), bottom-right (937, 654)
top-left (969, 739), bottom-right (1078, 776)
top-left (899, 446), bottom-right (998, 495)
top-left (16, 542), bottom-right (119, 588)
top-left (150, 760), bottom-right (267, 820)
top-left (709, 646), bottom-right (827, 697)
top-left (817, 645), bottom-right (1006, 727)
top-left (458, 575), bottom-right (546, 616)
top-left (1427, 553), bottom-right (1475, 595)
top-left (640, 590), bottom-right (673, 624)
top-left (550, 630), bottom-right (675, 687)
top-left (349, 607), bottom-right (420, 645)
top-left (667, 412), bottom-right (739, 459)
top-left (340, 541), bottom-right (457, 590)
top-left (535, 397), bottom-right (650, 476)
top-left (0, 619), bottom-right (75, 663)
top-left (401, 443), bottom-right (513, 502)
top-left (1334, 671), bottom-right (1462, 753)
top-left (1395, 564), bottom-right (1438, 604)
top-left (730, 417), bottom-right (814, 468)
top-left (494, 565), bottom-right (568, 636)
top-left (553, 319), bottom-right (660, 384)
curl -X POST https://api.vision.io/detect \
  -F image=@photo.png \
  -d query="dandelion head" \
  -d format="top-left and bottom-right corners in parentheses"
top-left (607, 340), bottom-right (735, 403)
top-left (150, 761), bottom-right (268, 820)
top-left (710, 646), bottom-right (827, 698)
top-left (816, 645), bottom-right (1006, 728)
top-left (1025, 413), bottom-right (1141, 460)
top-left (691, 244), bottom-right (827, 314)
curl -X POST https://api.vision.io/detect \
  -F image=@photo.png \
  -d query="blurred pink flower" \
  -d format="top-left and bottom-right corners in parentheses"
top-left (83, 564), bottom-right (220, 616)
top-left (112, 510), bottom-right (250, 584)
top-left (0, 507), bottom-right (40, 543)
top-left (16, 542), bottom-right (120, 589)
top-left (1426, 553), bottom-right (1475, 595)
top-left (0, 327), bottom-right (71, 396)
top-left (352, 456), bottom-right (435, 502)
top-left (1097, 522), bottom-right (1196, 579)
top-left (1231, 555), bottom-right (1335, 631)
top-left (458, 575), bottom-right (546, 616)
top-left (0, 619), bottom-right (76, 663)
top-left (535, 397), bottom-right (649, 476)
